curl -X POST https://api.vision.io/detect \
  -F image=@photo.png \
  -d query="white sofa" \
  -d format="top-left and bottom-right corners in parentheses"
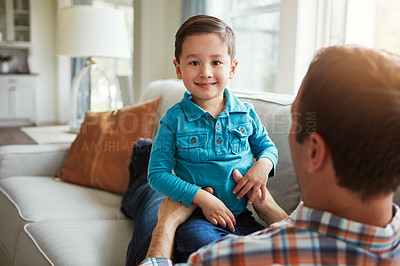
top-left (2, 79), bottom-right (392, 265)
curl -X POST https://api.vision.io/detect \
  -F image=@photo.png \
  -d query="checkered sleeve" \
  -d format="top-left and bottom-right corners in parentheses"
top-left (140, 257), bottom-right (174, 266)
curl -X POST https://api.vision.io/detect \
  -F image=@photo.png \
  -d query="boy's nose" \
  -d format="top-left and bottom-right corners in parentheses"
top-left (200, 65), bottom-right (212, 78)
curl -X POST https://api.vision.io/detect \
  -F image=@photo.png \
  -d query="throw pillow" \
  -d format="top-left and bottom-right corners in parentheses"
top-left (57, 97), bottom-right (161, 194)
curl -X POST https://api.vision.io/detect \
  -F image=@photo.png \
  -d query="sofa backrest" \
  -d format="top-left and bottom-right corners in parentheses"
top-left (139, 79), bottom-right (300, 215)
top-left (235, 92), bottom-right (298, 214)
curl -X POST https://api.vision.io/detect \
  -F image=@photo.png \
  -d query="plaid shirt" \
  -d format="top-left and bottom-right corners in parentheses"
top-left (141, 202), bottom-right (400, 266)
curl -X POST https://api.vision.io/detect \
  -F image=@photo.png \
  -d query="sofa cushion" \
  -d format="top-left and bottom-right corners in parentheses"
top-left (57, 97), bottom-right (161, 194)
top-left (138, 79), bottom-right (186, 137)
top-left (15, 220), bottom-right (133, 266)
top-left (0, 176), bottom-right (127, 261)
top-left (0, 144), bottom-right (70, 180)
top-left (138, 79), bottom-right (186, 120)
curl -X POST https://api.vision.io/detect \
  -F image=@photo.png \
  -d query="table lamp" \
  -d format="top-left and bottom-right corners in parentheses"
top-left (56, 6), bottom-right (131, 132)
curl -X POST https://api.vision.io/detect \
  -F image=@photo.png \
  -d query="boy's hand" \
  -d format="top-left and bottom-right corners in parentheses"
top-left (232, 158), bottom-right (273, 205)
top-left (193, 188), bottom-right (236, 232)
top-left (201, 193), bottom-right (236, 232)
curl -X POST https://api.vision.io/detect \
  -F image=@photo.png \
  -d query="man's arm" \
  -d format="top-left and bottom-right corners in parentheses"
top-left (145, 218), bottom-right (176, 260)
top-left (232, 157), bottom-right (273, 204)
top-left (232, 169), bottom-right (288, 225)
top-left (145, 196), bottom-right (196, 261)
top-left (142, 187), bottom-right (214, 265)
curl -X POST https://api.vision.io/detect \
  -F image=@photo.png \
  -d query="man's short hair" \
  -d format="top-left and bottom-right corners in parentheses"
top-left (174, 15), bottom-right (236, 63)
top-left (296, 45), bottom-right (400, 200)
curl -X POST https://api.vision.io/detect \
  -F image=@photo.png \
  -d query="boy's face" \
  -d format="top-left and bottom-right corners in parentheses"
top-left (173, 33), bottom-right (237, 105)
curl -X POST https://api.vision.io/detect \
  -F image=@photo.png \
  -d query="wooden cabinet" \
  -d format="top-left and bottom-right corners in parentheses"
top-left (0, 75), bottom-right (37, 126)
top-left (0, 0), bottom-right (31, 46)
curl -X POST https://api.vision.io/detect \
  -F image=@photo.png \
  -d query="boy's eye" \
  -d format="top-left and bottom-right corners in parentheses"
top-left (212, 61), bottom-right (221, 66)
top-left (190, 61), bottom-right (200, 66)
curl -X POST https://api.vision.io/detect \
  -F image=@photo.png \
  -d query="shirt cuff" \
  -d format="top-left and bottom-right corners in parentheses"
top-left (140, 257), bottom-right (174, 265)
top-left (182, 185), bottom-right (201, 207)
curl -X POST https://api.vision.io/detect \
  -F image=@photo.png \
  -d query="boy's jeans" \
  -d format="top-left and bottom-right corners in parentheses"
top-left (122, 172), bottom-right (265, 265)
top-left (175, 207), bottom-right (265, 262)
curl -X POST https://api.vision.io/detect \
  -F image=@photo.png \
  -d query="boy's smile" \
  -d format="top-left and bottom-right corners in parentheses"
top-left (173, 33), bottom-right (237, 111)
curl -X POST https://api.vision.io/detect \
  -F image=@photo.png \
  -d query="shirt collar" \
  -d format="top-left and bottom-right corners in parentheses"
top-left (180, 91), bottom-right (206, 121)
top-left (180, 89), bottom-right (248, 122)
top-left (294, 202), bottom-right (400, 253)
top-left (224, 88), bottom-right (248, 113)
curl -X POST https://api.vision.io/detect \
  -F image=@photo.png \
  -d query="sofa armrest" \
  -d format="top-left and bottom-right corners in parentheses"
top-left (0, 144), bottom-right (70, 179)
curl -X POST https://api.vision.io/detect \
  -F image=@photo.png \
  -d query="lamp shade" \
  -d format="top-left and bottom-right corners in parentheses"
top-left (56, 6), bottom-right (131, 59)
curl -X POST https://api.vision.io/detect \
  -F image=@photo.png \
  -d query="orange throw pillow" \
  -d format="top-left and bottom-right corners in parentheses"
top-left (57, 97), bottom-right (161, 194)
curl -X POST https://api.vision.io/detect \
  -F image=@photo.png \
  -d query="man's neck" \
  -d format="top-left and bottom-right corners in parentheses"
top-left (305, 191), bottom-right (394, 228)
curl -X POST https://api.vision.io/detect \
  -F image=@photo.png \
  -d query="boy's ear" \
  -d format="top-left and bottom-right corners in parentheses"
top-left (229, 59), bottom-right (238, 79)
top-left (173, 59), bottom-right (182, 79)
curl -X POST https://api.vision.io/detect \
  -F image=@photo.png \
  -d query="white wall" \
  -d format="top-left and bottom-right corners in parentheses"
top-left (28, 0), bottom-right (181, 124)
top-left (30, 0), bottom-right (58, 124)
top-left (133, 0), bottom-right (181, 101)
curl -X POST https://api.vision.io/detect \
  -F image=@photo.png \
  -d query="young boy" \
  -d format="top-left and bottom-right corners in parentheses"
top-left (147, 15), bottom-right (278, 262)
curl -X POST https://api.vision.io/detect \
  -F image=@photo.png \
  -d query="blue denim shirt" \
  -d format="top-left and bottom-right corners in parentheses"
top-left (148, 89), bottom-right (278, 215)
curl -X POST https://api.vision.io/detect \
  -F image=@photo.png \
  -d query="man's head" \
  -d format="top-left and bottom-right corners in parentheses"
top-left (174, 15), bottom-right (236, 64)
top-left (291, 45), bottom-right (400, 201)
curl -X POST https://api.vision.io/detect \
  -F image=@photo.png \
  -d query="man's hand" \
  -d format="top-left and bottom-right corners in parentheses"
top-left (193, 188), bottom-right (236, 232)
top-left (232, 169), bottom-right (288, 225)
top-left (157, 196), bottom-right (197, 229)
top-left (232, 158), bottom-right (273, 204)
top-left (156, 187), bottom-right (214, 228)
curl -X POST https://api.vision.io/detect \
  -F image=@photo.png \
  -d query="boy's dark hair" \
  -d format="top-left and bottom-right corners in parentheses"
top-left (174, 15), bottom-right (236, 63)
top-left (295, 45), bottom-right (400, 201)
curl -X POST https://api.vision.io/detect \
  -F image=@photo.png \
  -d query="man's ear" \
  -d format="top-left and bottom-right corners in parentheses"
top-left (229, 59), bottom-right (238, 79)
top-left (173, 59), bottom-right (182, 79)
top-left (307, 133), bottom-right (328, 173)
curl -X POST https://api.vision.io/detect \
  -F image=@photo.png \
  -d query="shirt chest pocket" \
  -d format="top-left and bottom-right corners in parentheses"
top-left (176, 132), bottom-right (209, 162)
top-left (229, 123), bottom-right (252, 154)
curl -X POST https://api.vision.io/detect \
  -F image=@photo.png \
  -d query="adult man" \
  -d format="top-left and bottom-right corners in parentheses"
top-left (140, 45), bottom-right (400, 265)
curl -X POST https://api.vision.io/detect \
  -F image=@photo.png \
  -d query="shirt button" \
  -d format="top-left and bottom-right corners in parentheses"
top-left (207, 116), bottom-right (213, 120)
top-left (240, 128), bottom-right (244, 133)
top-left (216, 138), bottom-right (222, 144)
top-left (216, 125), bottom-right (220, 130)
top-left (191, 137), bottom-right (196, 143)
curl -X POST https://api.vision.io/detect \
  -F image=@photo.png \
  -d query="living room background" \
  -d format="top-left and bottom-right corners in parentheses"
top-left (7, 0), bottom-right (399, 126)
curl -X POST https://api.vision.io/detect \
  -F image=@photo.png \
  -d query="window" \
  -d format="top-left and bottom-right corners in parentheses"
top-left (208, 0), bottom-right (281, 93)
top-left (207, 0), bottom-right (400, 95)
top-left (209, 0), bottom-right (302, 94)
top-left (229, 1), bottom-right (280, 93)
top-left (373, 0), bottom-right (400, 55)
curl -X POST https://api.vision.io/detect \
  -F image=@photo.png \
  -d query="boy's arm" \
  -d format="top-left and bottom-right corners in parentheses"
top-left (232, 106), bottom-right (278, 204)
top-left (248, 106), bottom-right (278, 177)
top-left (148, 115), bottom-right (201, 208)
